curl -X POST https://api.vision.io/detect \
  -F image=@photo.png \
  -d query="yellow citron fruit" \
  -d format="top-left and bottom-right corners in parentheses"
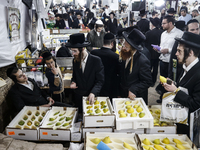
top-left (119, 112), bottom-right (127, 118)
top-left (154, 119), bottom-right (159, 124)
top-left (94, 105), bottom-right (99, 109)
top-left (165, 145), bottom-right (176, 150)
top-left (153, 139), bottom-right (160, 144)
top-left (94, 100), bottom-right (99, 105)
top-left (173, 139), bottom-right (182, 144)
top-left (127, 107), bottom-right (134, 113)
top-left (161, 122), bottom-right (168, 126)
top-left (142, 138), bottom-right (151, 145)
top-left (155, 109), bottom-right (161, 114)
top-left (91, 138), bottom-right (101, 144)
top-left (139, 112), bottom-right (145, 118)
top-left (136, 106), bottom-right (143, 112)
top-left (126, 105), bottom-right (131, 109)
top-left (130, 113), bottom-right (137, 117)
top-left (86, 100), bottom-right (89, 104)
top-left (176, 144), bottom-right (185, 150)
top-left (100, 101), bottom-right (106, 105)
top-left (95, 108), bottom-right (101, 114)
top-left (154, 145), bottom-right (164, 150)
top-left (160, 76), bottom-right (167, 84)
top-left (103, 108), bottom-right (109, 113)
top-left (87, 106), bottom-right (92, 109)
top-left (87, 109), bottom-right (93, 114)
top-left (125, 101), bottom-right (131, 105)
top-left (149, 148), bottom-right (154, 150)
top-left (162, 138), bottom-right (170, 144)
top-left (123, 142), bottom-right (133, 150)
top-left (143, 146), bottom-right (150, 150)
top-left (102, 136), bottom-right (111, 144)
top-left (154, 123), bottom-right (160, 126)
top-left (118, 110), bottom-right (124, 114)
top-left (133, 105), bottom-right (139, 108)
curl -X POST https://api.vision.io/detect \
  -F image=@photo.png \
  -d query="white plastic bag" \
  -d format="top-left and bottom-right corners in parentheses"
top-left (68, 142), bottom-right (84, 150)
top-left (35, 71), bottom-right (44, 87)
top-left (160, 87), bottom-right (189, 124)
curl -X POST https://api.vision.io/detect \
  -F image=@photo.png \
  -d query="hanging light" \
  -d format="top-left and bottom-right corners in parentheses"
top-left (155, 0), bottom-right (165, 7)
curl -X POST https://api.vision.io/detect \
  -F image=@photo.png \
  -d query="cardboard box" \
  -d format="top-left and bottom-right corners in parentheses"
top-left (39, 106), bottom-right (78, 141)
top-left (83, 97), bottom-right (115, 128)
top-left (114, 128), bottom-right (144, 134)
top-left (84, 132), bottom-right (138, 150)
top-left (83, 127), bottom-right (113, 139)
top-left (138, 134), bottom-right (198, 150)
top-left (113, 98), bottom-right (153, 130)
top-left (6, 106), bottom-right (50, 141)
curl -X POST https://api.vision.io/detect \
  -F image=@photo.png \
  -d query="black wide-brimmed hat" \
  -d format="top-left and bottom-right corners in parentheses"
top-left (175, 20), bottom-right (185, 31)
top-left (65, 33), bottom-right (91, 48)
top-left (109, 12), bottom-right (115, 16)
top-left (104, 33), bottom-right (115, 40)
top-left (175, 32), bottom-right (200, 49)
top-left (122, 28), bottom-right (146, 51)
top-left (150, 17), bottom-right (161, 28)
top-left (139, 9), bottom-right (148, 16)
top-left (167, 8), bottom-right (176, 14)
top-left (116, 25), bottom-right (139, 39)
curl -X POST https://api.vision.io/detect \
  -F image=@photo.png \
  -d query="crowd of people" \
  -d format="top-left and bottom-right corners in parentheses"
top-left (6, 1), bottom-right (200, 138)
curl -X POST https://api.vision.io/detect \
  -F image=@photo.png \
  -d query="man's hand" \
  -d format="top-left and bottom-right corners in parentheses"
top-left (163, 82), bottom-right (177, 92)
top-left (51, 67), bottom-right (59, 75)
top-left (153, 47), bottom-right (159, 52)
top-left (88, 93), bottom-right (95, 105)
top-left (128, 91), bottom-right (136, 100)
top-left (160, 48), bottom-right (169, 54)
top-left (48, 97), bottom-right (55, 106)
top-left (70, 82), bottom-right (78, 89)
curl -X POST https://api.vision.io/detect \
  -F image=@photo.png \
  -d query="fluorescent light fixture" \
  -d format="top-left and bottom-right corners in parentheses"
top-left (155, 0), bottom-right (165, 7)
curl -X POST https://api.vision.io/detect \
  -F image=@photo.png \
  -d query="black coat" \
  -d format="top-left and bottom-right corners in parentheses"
top-left (54, 19), bottom-right (66, 29)
top-left (107, 18), bottom-right (118, 35)
top-left (120, 51), bottom-right (152, 103)
top-left (87, 17), bottom-right (97, 30)
top-left (91, 47), bottom-right (121, 98)
top-left (145, 28), bottom-right (163, 59)
top-left (8, 78), bottom-right (49, 111)
top-left (137, 18), bottom-right (150, 34)
top-left (73, 18), bottom-right (87, 29)
top-left (72, 54), bottom-right (104, 96)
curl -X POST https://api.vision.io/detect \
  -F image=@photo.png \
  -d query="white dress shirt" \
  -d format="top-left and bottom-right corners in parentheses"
top-left (81, 52), bottom-right (88, 73)
top-left (159, 27), bottom-right (183, 63)
top-left (65, 20), bottom-right (69, 28)
top-left (79, 19), bottom-right (83, 28)
top-left (179, 58), bottom-right (199, 82)
top-left (19, 81), bottom-right (34, 91)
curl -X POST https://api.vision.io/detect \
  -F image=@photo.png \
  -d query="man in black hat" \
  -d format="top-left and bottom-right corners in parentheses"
top-left (145, 17), bottom-right (164, 87)
top-left (107, 12), bottom-right (118, 35)
top-left (54, 14), bottom-right (66, 29)
top-left (167, 8), bottom-right (176, 16)
top-left (137, 9), bottom-right (150, 34)
top-left (168, 19), bottom-right (199, 82)
top-left (120, 29), bottom-right (152, 104)
top-left (163, 32), bottom-right (200, 136)
top-left (6, 67), bottom-right (71, 112)
top-left (74, 12), bottom-right (87, 29)
top-left (91, 33), bottom-right (121, 99)
top-left (66, 33), bottom-right (104, 111)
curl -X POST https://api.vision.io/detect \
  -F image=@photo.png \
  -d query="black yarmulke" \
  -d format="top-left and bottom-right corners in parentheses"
top-left (104, 33), bottom-right (115, 40)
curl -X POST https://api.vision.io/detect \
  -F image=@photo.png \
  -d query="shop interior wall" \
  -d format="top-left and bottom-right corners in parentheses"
top-left (0, 0), bottom-right (31, 68)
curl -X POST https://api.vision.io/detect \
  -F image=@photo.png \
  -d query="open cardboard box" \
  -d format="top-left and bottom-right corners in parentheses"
top-left (138, 134), bottom-right (198, 150)
top-left (6, 106), bottom-right (50, 141)
top-left (83, 97), bottom-right (115, 128)
top-left (147, 105), bottom-right (177, 134)
top-left (113, 98), bottom-right (153, 130)
top-left (39, 106), bottom-right (78, 141)
top-left (84, 132), bottom-right (139, 150)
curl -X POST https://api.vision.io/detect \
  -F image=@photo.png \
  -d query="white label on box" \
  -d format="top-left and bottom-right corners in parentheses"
top-left (53, 30), bottom-right (59, 33)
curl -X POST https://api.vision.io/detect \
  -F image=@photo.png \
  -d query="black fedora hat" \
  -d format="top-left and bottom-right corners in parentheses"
top-left (65, 33), bottom-right (91, 48)
top-left (104, 33), bottom-right (115, 40)
top-left (116, 25), bottom-right (139, 39)
top-left (175, 32), bottom-right (200, 49)
top-left (139, 9), bottom-right (147, 16)
top-left (122, 28), bottom-right (146, 51)
top-left (150, 17), bottom-right (161, 28)
top-left (175, 20), bottom-right (185, 31)
top-left (167, 8), bottom-right (176, 14)
top-left (109, 12), bottom-right (115, 16)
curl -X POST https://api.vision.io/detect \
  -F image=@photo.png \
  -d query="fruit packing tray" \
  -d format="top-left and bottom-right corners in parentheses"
top-left (41, 106), bottom-right (77, 130)
top-left (139, 134), bottom-right (197, 150)
top-left (85, 132), bottom-right (138, 150)
top-left (83, 97), bottom-right (111, 116)
top-left (113, 98), bottom-right (153, 130)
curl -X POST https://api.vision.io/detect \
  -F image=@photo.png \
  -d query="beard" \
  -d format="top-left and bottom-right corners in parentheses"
top-left (120, 48), bottom-right (134, 61)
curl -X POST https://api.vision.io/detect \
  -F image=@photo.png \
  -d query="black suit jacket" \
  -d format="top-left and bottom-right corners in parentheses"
top-left (72, 54), bottom-right (104, 96)
top-left (145, 28), bottom-right (163, 59)
top-left (73, 18), bottom-right (87, 29)
top-left (54, 19), bottom-right (66, 29)
top-left (137, 18), bottom-right (150, 34)
top-left (91, 47), bottom-right (121, 97)
top-left (120, 51), bottom-right (152, 103)
top-left (107, 18), bottom-right (118, 35)
top-left (8, 78), bottom-right (49, 111)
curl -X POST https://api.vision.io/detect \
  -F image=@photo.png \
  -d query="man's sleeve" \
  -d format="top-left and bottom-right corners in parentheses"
top-left (90, 58), bottom-right (104, 96)
top-left (9, 90), bottom-right (25, 112)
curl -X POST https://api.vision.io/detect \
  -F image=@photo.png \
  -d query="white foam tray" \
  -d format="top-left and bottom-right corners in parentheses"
top-left (83, 97), bottom-right (115, 127)
top-left (113, 98), bottom-right (154, 130)
top-left (84, 132), bottom-right (138, 150)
